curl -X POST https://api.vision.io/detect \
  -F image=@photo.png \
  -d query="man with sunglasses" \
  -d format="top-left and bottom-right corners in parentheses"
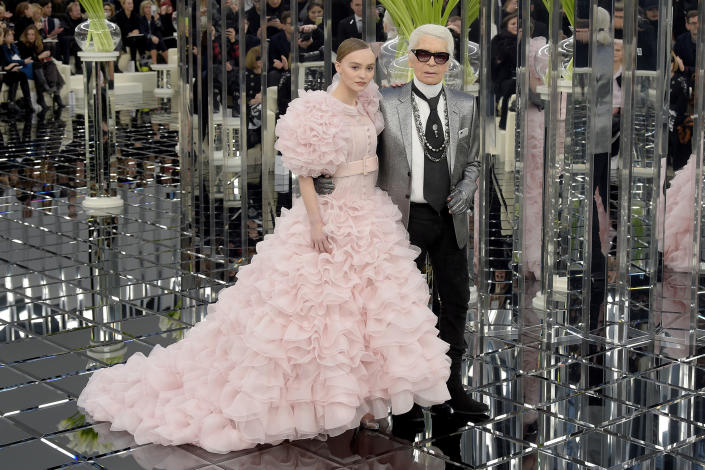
top-left (374, 24), bottom-right (488, 422)
top-left (314, 24), bottom-right (487, 422)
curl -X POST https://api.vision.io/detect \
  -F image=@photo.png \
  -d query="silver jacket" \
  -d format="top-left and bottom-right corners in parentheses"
top-left (376, 82), bottom-right (480, 249)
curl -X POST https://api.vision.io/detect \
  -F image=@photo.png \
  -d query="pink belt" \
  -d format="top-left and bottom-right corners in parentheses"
top-left (334, 155), bottom-right (379, 178)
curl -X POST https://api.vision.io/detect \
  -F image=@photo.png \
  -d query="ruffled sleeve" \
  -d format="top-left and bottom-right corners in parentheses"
top-left (357, 81), bottom-right (385, 135)
top-left (274, 90), bottom-right (348, 177)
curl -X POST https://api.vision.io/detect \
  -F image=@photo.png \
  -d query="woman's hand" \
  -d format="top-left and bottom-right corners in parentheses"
top-left (310, 222), bottom-right (331, 253)
top-left (248, 92), bottom-right (262, 105)
top-left (273, 55), bottom-right (288, 70)
top-left (39, 51), bottom-right (50, 59)
top-left (151, 35), bottom-right (159, 44)
top-left (24, 57), bottom-right (32, 64)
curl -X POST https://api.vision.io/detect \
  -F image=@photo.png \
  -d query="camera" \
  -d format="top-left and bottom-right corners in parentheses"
top-left (300, 32), bottom-right (312, 41)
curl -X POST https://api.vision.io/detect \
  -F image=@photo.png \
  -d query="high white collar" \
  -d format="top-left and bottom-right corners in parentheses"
top-left (354, 14), bottom-right (362, 22)
top-left (412, 76), bottom-right (443, 99)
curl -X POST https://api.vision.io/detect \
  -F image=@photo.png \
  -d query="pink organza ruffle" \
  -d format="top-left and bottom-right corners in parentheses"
top-left (77, 187), bottom-right (451, 454)
top-left (662, 155), bottom-right (696, 272)
top-left (275, 90), bottom-right (350, 177)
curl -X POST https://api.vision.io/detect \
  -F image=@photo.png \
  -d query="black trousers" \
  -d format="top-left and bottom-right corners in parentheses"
top-left (408, 203), bottom-right (469, 383)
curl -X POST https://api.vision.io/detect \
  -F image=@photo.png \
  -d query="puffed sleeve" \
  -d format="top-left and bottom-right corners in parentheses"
top-left (274, 90), bottom-right (349, 177)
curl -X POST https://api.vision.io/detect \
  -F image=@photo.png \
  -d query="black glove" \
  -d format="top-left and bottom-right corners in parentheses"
top-left (447, 162), bottom-right (480, 214)
top-left (313, 175), bottom-right (335, 195)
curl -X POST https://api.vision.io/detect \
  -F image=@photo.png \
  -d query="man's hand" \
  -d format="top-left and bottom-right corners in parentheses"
top-left (298, 37), bottom-right (313, 48)
top-left (225, 27), bottom-right (235, 42)
top-left (313, 176), bottom-right (335, 195)
top-left (447, 163), bottom-right (480, 214)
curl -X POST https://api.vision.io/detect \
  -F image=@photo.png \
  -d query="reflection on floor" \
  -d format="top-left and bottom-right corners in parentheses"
top-left (1, 100), bottom-right (705, 470)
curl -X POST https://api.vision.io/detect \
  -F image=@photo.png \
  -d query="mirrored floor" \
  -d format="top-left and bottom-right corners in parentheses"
top-left (1, 99), bottom-right (705, 470)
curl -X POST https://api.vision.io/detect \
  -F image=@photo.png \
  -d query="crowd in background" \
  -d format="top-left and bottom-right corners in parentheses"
top-left (0, 0), bottom-right (176, 114)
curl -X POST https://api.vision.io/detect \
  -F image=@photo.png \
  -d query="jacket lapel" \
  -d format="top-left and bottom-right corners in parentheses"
top-left (447, 89), bottom-right (460, 180)
top-left (396, 83), bottom-right (413, 169)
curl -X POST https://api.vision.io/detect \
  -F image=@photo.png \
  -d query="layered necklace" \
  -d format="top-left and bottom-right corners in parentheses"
top-left (410, 86), bottom-right (450, 163)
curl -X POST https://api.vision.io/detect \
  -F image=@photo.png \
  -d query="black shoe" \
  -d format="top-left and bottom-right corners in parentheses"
top-left (394, 403), bottom-right (424, 422)
top-left (37, 99), bottom-right (50, 111)
top-left (7, 102), bottom-right (22, 114)
top-left (524, 421), bottom-right (538, 442)
top-left (447, 383), bottom-right (490, 416)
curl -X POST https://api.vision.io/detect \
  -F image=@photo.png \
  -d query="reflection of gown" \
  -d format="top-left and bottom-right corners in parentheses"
top-left (77, 82), bottom-right (451, 454)
top-left (661, 154), bottom-right (696, 272)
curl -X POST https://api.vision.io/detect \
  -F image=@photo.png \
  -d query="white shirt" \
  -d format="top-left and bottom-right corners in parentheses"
top-left (410, 77), bottom-right (448, 203)
top-left (354, 14), bottom-right (362, 32)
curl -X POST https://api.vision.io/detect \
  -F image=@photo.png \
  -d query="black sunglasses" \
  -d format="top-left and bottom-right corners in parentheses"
top-left (411, 48), bottom-right (450, 65)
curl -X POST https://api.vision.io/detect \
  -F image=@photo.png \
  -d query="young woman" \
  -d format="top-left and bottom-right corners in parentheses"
top-left (18, 24), bottom-right (64, 108)
top-left (77, 38), bottom-right (451, 453)
top-left (0, 28), bottom-right (33, 113)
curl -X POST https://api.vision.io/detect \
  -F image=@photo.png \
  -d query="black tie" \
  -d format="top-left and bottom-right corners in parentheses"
top-left (412, 84), bottom-right (450, 213)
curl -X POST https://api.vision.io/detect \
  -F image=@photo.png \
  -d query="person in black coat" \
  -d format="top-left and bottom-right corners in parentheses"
top-left (18, 25), bottom-right (63, 109)
top-left (491, 13), bottom-right (517, 129)
top-left (673, 10), bottom-right (698, 77)
top-left (138, 0), bottom-right (168, 64)
top-left (13, 1), bottom-right (33, 37)
top-left (111, 0), bottom-right (142, 64)
top-left (0, 28), bottom-right (32, 113)
top-left (57, 1), bottom-right (82, 70)
top-left (158, 0), bottom-right (176, 49)
top-left (300, 0), bottom-right (324, 55)
top-left (334, 0), bottom-right (385, 50)
top-left (268, 10), bottom-right (291, 86)
top-left (245, 0), bottom-right (288, 38)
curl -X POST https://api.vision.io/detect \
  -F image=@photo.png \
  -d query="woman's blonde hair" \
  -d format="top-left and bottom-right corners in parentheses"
top-left (139, 0), bottom-right (152, 16)
top-left (245, 45), bottom-right (261, 71)
top-left (336, 38), bottom-right (371, 62)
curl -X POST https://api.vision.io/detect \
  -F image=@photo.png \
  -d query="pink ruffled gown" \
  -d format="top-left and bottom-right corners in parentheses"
top-left (660, 154), bottom-right (697, 272)
top-left (77, 82), bottom-right (451, 454)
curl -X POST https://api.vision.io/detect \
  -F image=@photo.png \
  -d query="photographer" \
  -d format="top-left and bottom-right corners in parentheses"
top-left (245, 0), bottom-right (288, 38)
top-left (300, 0), bottom-right (323, 55)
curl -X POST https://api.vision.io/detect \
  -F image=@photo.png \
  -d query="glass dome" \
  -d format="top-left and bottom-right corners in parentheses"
top-left (75, 19), bottom-right (121, 52)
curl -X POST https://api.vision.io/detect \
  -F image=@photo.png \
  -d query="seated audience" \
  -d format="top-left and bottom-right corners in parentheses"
top-left (18, 24), bottom-right (63, 108)
top-left (0, 27), bottom-right (33, 113)
top-left (158, 0), bottom-right (175, 48)
top-left (57, 1), bottom-right (82, 72)
top-left (334, 0), bottom-right (385, 50)
top-left (138, 0), bottom-right (168, 64)
top-left (673, 10), bottom-right (698, 77)
top-left (112, 0), bottom-right (141, 66)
